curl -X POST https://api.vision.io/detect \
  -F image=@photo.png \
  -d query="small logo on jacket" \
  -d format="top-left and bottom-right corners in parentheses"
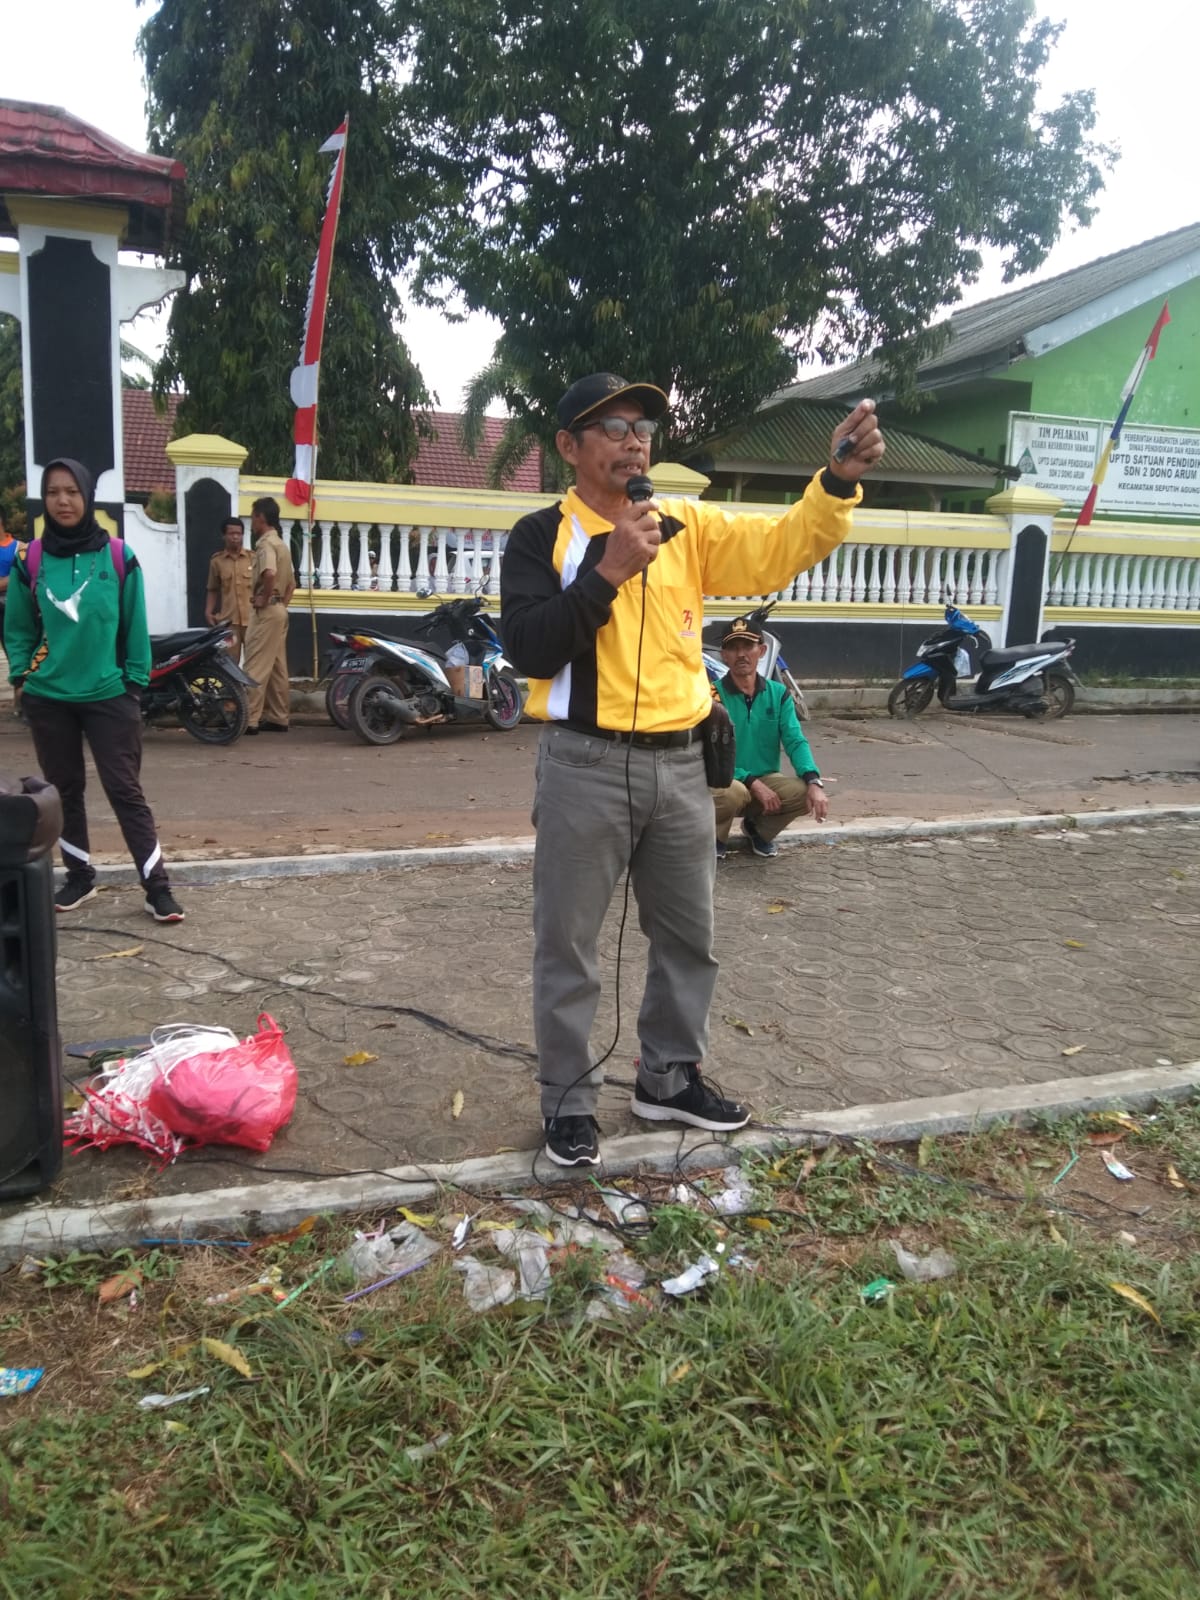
top-left (680, 608), bottom-right (695, 638)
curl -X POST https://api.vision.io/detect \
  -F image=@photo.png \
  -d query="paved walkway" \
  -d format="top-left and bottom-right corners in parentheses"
top-left (21, 815), bottom-right (1199, 1212)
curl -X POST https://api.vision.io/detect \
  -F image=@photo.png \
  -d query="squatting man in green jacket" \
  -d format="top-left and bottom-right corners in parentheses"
top-left (711, 615), bottom-right (828, 860)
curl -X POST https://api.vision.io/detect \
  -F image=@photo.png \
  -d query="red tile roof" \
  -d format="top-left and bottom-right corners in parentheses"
top-left (122, 389), bottom-right (180, 495)
top-left (412, 411), bottom-right (543, 491)
top-left (120, 396), bottom-right (543, 496)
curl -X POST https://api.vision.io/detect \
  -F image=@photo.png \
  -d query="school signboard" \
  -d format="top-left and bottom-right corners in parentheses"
top-left (1008, 412), bottom-right (1200, 519)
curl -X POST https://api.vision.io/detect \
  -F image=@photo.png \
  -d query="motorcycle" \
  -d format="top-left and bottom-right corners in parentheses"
top-left (144, 625), bottom-right (255, 744)
top-left (703, 599), bottom-right (808, 719)
top-left (887, 603), bottom-right (1078, 720)
top-left (324, 591), bottom-right (524, 746)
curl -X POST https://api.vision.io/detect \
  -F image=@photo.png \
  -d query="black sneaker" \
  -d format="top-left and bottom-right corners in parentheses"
top-left (543, 1114), bottom-right (600, 1168)
top-left (144, 886), bottom-right (186, 923)
top-left (632, 1065), bottom-right (750, 1131)
top-left (742, 816), bottom-right (778, 858)
top-left (55, 877), bottom-right (98, 913)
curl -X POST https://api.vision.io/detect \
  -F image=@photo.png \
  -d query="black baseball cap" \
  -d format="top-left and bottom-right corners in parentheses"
top-left (557, 373), bottom-right (670, 431)
top-left (722, 617), bottom-right (764, 648)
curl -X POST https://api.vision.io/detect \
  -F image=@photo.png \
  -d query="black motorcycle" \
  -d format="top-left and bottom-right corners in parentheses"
top-left (324, 592), bottom-right (523, 745)
top-left (143, 625), bottom-right (255, 744)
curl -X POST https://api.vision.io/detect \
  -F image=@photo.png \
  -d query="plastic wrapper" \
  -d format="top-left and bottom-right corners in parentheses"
top-left (710, 1165), bottom-right (756, 1215)
top-left (138, 1386), bottom-right (211, 1410)
top-left (0, 1367), bottom-right (44, 1397)
top-left (455, 1257), bottom-right (517, 1312)
top-left (661, 1255), bottom-right (719, 1297)
top-left (888, 1241), bottom-right (958, 1282)
top-left (340, 1221), bottom-right (439, 1285)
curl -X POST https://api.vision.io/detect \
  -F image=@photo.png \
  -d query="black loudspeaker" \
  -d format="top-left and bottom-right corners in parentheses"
top-left (0, 778), bottom-right (64, 1199)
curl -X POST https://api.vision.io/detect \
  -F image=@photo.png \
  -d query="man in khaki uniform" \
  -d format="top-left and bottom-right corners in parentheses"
top-left (243, 496), bottom-right (296, 734)
top-left (205, 516), bottom-right (254, 661)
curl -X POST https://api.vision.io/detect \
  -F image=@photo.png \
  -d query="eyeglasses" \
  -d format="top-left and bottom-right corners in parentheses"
top-left (573, 417), bottom-right (659, 442)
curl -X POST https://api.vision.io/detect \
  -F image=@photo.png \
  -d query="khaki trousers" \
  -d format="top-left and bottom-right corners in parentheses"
top-left (244, 604), bottom-right (290, 727)
top-left (711, 771), bottom-right (810, 842)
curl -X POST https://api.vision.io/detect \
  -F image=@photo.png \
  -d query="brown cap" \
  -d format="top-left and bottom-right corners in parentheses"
top-left (721, 617), bottom-right (764, 648)
top-left (557, 372), bottom-right (670, 431)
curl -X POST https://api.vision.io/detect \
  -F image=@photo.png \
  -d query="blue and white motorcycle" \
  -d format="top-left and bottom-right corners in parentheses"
top-left (325, 592), bottom-right (523, 745)
top-left (887, 603), bottom-right (1077, 720)
top-left (702, 599), bottom-right (809, 719)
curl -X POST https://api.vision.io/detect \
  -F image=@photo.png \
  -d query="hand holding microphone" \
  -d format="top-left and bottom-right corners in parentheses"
top-left (596, 473), bottom-right (662, 587)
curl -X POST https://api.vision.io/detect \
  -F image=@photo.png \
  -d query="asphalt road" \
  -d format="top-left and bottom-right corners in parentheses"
top-left (0, 705), bottom-right (1196, 863)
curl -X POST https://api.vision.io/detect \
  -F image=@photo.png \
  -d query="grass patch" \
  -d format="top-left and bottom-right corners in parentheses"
top-left (4, 1110), bottom-right (1200, 1598)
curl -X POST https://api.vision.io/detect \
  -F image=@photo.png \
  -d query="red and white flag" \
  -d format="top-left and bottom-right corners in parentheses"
top-left (284, 120), bottom-right (348, 506)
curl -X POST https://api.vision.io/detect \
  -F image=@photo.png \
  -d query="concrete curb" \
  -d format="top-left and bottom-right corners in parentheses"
top-left (3, 1063), bottom-right (1197, 1264)
top-left (85, 803), bottom-right (1200, 885)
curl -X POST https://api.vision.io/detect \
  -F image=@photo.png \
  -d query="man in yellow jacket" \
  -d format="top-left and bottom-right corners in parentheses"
top-left (501, 373), bottom-right (883, 1168)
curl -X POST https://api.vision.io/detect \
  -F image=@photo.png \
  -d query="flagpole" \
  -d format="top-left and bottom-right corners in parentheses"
top-left (306, 429), bottom-right (320, 680)
top-left (1049, 301), bottom-right (1171, 590)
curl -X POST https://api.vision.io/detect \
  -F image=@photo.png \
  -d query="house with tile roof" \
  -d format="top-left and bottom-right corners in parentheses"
top-left (761, 222), bottom-right (1200, 518)
top-left (119, 397), bottom-right (541, 503)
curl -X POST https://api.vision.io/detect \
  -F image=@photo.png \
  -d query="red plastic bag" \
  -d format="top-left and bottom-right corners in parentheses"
top-left (145, 1014), bottom-right (297, 1153)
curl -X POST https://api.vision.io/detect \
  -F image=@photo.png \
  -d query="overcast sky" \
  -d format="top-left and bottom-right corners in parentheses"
top-left (6, 0), bottom-right (1193, 411)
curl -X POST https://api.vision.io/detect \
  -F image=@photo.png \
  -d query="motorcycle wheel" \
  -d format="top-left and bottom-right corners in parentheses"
top-left (484, 667), bottom-right (524, 731)
top-left (779, 668), bottom-right (808, 721)
top-left (177, 667), bottom-right (249, 744)
top-left (348, 673), bottom-right (407, 746)
top-left (887, 679), bottom-right (936, 719)
top-left (1042, 674), bottom-right (1076, 720)
top-left (325, 674), bottom-right (356, 730)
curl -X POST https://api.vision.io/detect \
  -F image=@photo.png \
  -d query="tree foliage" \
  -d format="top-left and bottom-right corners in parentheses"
top-left (408, 0), bottom-right (1110, 450)
top-left (0, 317), bottom-right (24, 516)
top-left (138, 0), bottom-right (433, 480)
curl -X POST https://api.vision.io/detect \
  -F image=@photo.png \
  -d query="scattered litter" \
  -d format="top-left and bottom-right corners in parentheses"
top-left (137, 1386), bottom-right (211, 1411)
top-left (1050, 1149), bottom-right (1079, 1187)
top-left (1156, 1057), bottom-right (1174, 1067)
top-left (455, 1257), bottom-right (517, 1313)
top-left (860, 1278), bottom-right (894, 1305)
top-left (342, 1050), bottom-right (379, 1067)
top-left (586, 1251), bottom-right (653, 1319)
top-left (98, 1268), bottom-right (143, 1304)
top-left (1060, 1044), bottom-right (1085, 1057)
top-left (1102, 1151), bottom-right (1136, 1182)
top-left (397, 1207), bottom-right (436, 1228)
top-left (1165, 1165), bottom-right (1187, 1190)
top-left (340, 1221), bottom-right (440, 1285)
top-left (1108, 1282), bottom-right (1161, 1324)
top-left (18, 1255), bottom-right (42, 1279)
top-left (1064, 939), bottom-right (1086, 949)
top-left (450, 1214), bottom-right (477, 1251)
top-left (661, 1255), bottom-right (719, 1297)
top-left (550, 1215), bottom-right (620, 1252)
top-left (710, 1165), bottom-right (756, 1216)
top-left (1117, 1231), bottom-right (1138, 1246)
top-left (276, 1257), bottom-right (335, 1309)
top-left (723, 1014), bottom-right (755, 1036)
top-left (598, 1188), bottom-right (650, 1230)
top-left (1048, 1223), bottom-right (1067, 1246)
top-left (516, 1239), bottom-right (552, 1300)
top-left (888, 1241), bottom-right (958, 1282)
top-left (140, 1237), bottom-right (251, 1248)
top-left (86, 944), bottom-right (144, 961)
top-left (666, 1183), bottom-right (698, 1206)
top-left (344, 1330), bottom-right (366, 1347)
top-left (204, 1268), bottom-right (285, 1306)
top-left (404, 1432), bottom-right (453, 1463)
top-left (451, 1089), bottom-right (465, 1119)
top-left (0, 1368), bottom-right (44, 1397)
top-left (344, 1257), bottom-right (432, 1304)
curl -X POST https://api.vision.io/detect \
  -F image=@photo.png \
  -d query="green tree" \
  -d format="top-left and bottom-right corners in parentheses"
top-left (138, 0), bottom-right (434, 481)
top-left (409, 0), bottom-right (1110, 457)
top-left (0, 317), bottom-right (24, 511)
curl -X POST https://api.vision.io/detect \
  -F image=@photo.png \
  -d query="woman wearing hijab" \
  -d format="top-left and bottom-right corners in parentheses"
top-left (4, 459), bottom-right (184, 922)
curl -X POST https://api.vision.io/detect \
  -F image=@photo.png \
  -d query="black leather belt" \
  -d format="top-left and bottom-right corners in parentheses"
top-left (557, 719), bottom-right (701, 750)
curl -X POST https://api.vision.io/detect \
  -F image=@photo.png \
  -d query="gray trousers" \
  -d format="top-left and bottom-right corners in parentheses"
top-left (531, 724), bottom-right (718, 1118)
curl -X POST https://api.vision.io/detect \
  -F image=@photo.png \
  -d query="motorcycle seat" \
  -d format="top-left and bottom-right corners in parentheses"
top-left (150, 628), bottom-right (217, 660)
top-left (980, 643), bottom-right (1057, 667)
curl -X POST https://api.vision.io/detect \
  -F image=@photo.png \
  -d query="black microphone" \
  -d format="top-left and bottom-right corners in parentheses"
top-left (627, 475), bottom-right (655, 587)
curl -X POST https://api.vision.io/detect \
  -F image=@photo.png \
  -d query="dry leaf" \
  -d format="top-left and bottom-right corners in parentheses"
top-left (723, 1015), bottom-right (755, 1036)
top-left (451, 1090), bottom-right (465, 1120)
top-left (1086, 1131), bottom-right (1123, 1147)
top-left (252, 1216), bottom-right (316, 1249)
top-left (86, 945), bottom-right (144, 962)
top-left (63, 1090), bottom-right (84, 1112)
top-left (1165, 1164), bottom-right (1186, 1190)
top-left (200, 1337), bottom-right (254, 1378)
top-left (1061, 1044), bottom-right (1085, 1057)
top-left (126, 1361), bottom-right (165, 1379)
top-left (343, 1050), bottom-right (379, 1068)
top-left (668, 1361), bottom-right (692, 1384)
top-left (1047, 1223), bottom-right (1067, 1245)
top-left (99, 1268), bottom-right (143, 1304)
top-left (744, 1217), bottom-right (773, 1231)
top-left (798, 1153), bottom-right (817, 1182)
top-left (766, 902), bottom-right (787, 914)
top-left (398, 1207), bottom-right (436, 1228)
top-left (1064, 939), bottom-right (1086, 949)
top-left (1108, 1282), bottom-right (1161, 1324)
top-left (917, 1134), bottom-right (935, 1169)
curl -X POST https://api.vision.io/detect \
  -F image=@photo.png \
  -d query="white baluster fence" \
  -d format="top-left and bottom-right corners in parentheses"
top-left (1049, 549), bottom-right (1200, 610)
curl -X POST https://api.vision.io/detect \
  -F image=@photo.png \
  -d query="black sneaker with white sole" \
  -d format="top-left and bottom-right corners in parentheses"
top-left (144, 886), bottom-right (186, 923)
top-left (55, 877), bottom-right (98, 913)
top-left (543, 1114), bottom-right (601, 1168)
top-left (631, 1064), bottom-right (750, 1131)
